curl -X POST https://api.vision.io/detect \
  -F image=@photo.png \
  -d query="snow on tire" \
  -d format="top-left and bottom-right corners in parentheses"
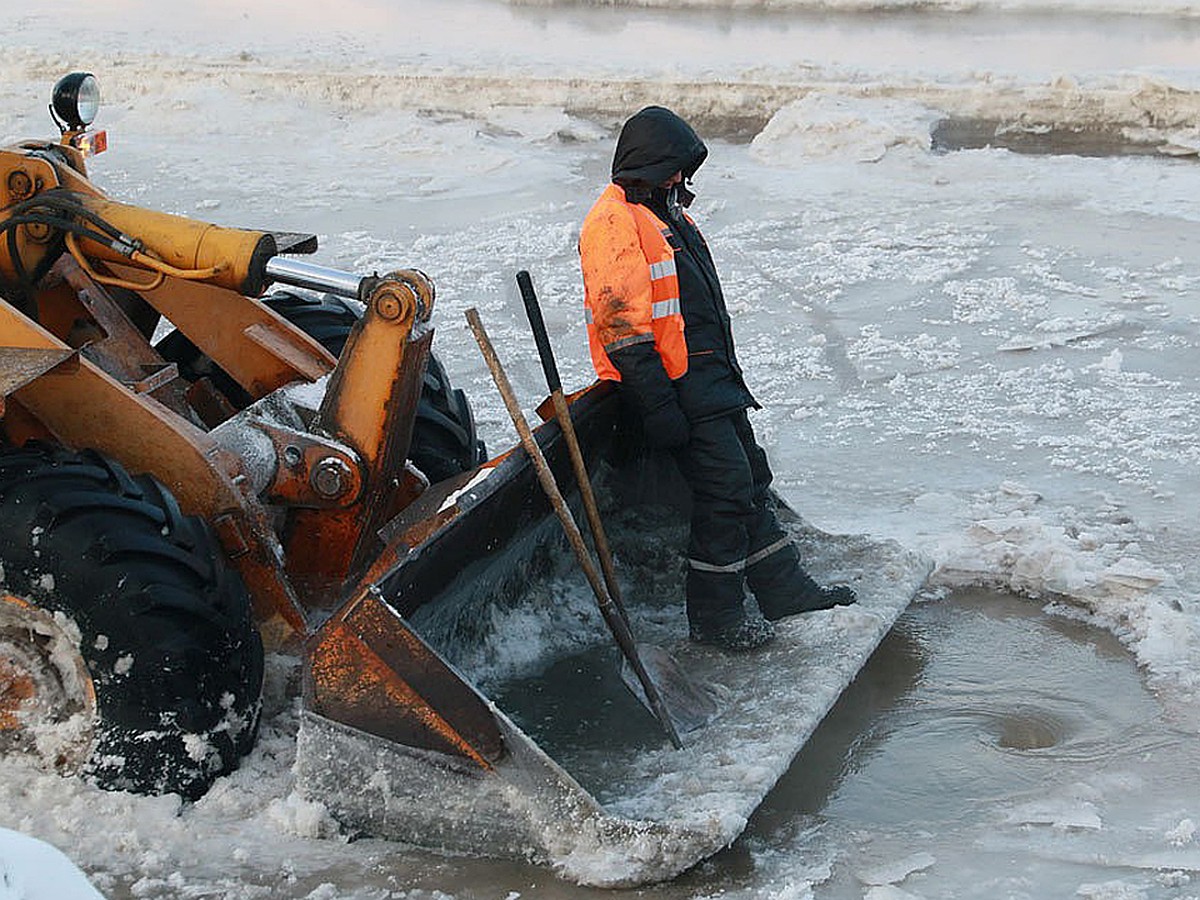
top-left (0, 444), bottom-right (263, 800)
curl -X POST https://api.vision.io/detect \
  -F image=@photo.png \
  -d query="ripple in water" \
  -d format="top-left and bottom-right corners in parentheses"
top-left (730, 587), bottom-right (1199, 900)
top-left (989, 706), bottom-right (1068, 751)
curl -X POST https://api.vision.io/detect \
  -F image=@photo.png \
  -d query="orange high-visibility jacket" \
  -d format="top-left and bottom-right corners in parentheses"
top-left (579, 184), bottom-right (688, 381)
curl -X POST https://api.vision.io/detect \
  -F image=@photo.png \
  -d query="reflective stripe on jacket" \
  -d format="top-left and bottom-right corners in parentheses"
top-left (579, 183), bottom-right (688, 381)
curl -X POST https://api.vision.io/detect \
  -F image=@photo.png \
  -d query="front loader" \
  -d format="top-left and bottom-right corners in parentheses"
top-left (0, 71), bottom-right (486, 799)
top-left (0, 74), bottom-right (930, 887)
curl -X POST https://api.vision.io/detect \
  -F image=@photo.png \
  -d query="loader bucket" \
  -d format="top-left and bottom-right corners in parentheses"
top-left (295, 383), bottom-right (931, 887)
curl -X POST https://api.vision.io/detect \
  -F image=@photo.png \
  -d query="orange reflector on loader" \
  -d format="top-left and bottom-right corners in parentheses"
top-left (69, 129), bottom-right (107, 156)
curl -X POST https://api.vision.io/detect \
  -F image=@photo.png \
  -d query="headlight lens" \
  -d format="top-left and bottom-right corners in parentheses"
top-left (52, 72), bottom-right (100, 129)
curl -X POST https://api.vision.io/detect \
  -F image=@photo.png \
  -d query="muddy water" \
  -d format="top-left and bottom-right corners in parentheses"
top-left (731, 588), bottom-right (1196, 898)
top-left (187, 587), bottom-right (1191, 900)
top-left (506, 5), bottom-right (1200, 80)
top-left (23, 0), bottom-right (1200, 76)
top-left (496, 584), bottom-right (1175, 830)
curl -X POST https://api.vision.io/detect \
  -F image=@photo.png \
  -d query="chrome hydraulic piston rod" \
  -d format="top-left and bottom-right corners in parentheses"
top-left (265, 257), bottom-right (364, 300)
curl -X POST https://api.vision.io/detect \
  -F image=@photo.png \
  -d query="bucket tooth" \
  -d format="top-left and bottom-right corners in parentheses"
top-left (306, 591), bottom-right (504, 765)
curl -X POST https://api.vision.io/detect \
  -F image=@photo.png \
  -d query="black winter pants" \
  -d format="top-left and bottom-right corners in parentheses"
top-left (674, 410), bottom-right (804, 632)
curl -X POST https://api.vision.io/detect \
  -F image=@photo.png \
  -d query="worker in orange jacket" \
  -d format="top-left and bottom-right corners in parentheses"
top-left (579, 106), bottom-right (856, 652)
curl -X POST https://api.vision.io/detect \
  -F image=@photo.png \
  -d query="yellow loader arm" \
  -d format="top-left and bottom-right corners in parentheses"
top-left (1, 140), bottom-right (276, 297)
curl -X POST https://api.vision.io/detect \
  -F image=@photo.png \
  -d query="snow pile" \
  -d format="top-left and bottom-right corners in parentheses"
top-left (928, 483), bottom-right (1200, 696)
top-left (265, 793), bottom-right (340, 840)
top-left (0, 827), bottom-right (105, 900)
top-left (751, 94), bottom-right (937, 164)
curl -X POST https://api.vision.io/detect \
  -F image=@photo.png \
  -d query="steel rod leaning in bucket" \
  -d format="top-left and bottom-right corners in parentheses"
top-left (516, 270), bottom-right (626, 617)
top-left (465, 306), bottom-right (684, 749)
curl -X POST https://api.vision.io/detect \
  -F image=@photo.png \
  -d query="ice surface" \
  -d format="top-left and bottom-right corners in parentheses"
top-left (855, 851), bottom-right (937, 885)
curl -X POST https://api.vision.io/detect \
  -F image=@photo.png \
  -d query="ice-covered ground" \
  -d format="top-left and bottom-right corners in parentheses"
top-left (2, 0), bottom-right (1200, 897)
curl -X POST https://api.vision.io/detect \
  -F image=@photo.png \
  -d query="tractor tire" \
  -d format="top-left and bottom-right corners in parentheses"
top-left (411, 350), bottom-right (488, 484)
top-left (0, 444), bottom-right (263, 800)
top-left (157, 290), bottom-right (487, 482)
top-left (259, 290), bottom-right (358, 357)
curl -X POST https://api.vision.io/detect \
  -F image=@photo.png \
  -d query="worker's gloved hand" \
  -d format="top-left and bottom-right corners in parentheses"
top-left (643, 400), bottom-right (690, 450)
top-left (610, 341), bottom-right (689, 449)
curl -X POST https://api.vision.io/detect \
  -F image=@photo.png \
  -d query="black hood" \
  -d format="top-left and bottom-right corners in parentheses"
top-left (611, 106), bottom-right (708, 189)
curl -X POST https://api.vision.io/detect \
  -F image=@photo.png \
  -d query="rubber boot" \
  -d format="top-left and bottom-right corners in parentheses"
top-left (752, 560), bottom-right (857, 622)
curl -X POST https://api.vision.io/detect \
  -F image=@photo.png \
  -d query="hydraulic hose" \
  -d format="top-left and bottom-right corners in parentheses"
top-left (1, 189), bottom-right (276, 298)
